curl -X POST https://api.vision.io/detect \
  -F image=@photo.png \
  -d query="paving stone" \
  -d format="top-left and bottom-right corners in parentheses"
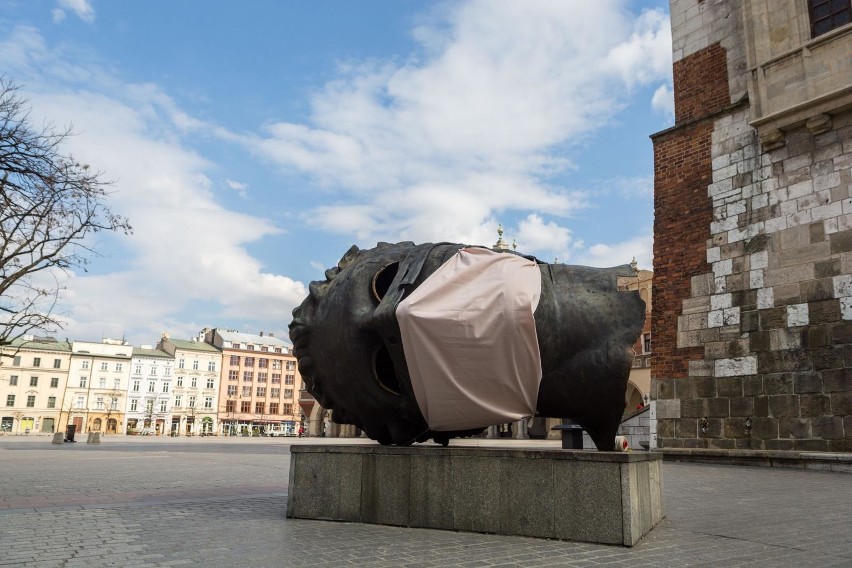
top-left (0, 438), bottom-right (851, 567)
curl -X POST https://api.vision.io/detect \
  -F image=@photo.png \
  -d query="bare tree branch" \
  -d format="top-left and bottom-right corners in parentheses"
top-left (0, 77), bottom-right (132, 347)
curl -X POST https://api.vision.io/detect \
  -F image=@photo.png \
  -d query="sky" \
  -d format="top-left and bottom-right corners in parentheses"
top-left (0, 0), bottom-right (674, 347)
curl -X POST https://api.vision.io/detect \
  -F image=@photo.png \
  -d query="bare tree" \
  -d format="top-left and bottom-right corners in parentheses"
top-left (0, 78), bottom-right (131, 348)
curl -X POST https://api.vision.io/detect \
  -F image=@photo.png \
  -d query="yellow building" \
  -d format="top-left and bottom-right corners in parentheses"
top-left (0, 337), bottom-right (72, 435)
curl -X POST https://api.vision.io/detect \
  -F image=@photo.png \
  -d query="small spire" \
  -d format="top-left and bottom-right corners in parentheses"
top-left (512, 238), bottom-right (517, 251)
top-left (630, 257), bottom-right (639, 274)
top-left (493, 223), bottom-right (509, 251)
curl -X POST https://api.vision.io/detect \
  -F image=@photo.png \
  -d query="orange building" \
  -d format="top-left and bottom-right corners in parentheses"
top-left (205, 329), bottom-right (302, 436)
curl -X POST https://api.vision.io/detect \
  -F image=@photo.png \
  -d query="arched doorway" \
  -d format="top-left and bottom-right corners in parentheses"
top-left (625, 382), bottom-right (644, 414)
top-left (92, 418), bottom-right (102, 431)
top-left (107, 418), bottom-right (118, 433)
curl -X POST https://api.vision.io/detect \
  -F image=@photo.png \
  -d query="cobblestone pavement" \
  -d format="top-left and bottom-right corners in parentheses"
top-left (1, 436), bottom-right (850, 567)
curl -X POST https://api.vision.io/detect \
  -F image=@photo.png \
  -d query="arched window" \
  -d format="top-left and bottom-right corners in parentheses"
top-left (92, 418), bottom-right (102, 431)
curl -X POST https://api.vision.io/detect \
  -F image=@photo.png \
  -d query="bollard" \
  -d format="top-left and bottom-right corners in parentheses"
top-left (52, 432), bottom-right (64, 444)
top-left (86, 432), bottom-right (101, 444)
top-left (551, 420), bottom-right (584, 449)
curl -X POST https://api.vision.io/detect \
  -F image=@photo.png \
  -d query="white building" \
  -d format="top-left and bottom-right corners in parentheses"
top-left (67, 339), bottom-right (133, 435)
top-left (157, 332), bottom-right (223, 436)
top-left (126, 347), bottom-right (175, 435)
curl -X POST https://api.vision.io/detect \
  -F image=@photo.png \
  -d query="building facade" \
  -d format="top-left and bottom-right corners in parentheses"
top-left (205, 329), bottom-right (302, 436)
top-left (0, 337), bottom-right (72, 435)
top-left (66, 339), bottom-right (133, 435)
top-left (619, 264), bottom-right (654, 413)
top-left (126, 347), bottom-right (175, 435)
top-left (652, 0), bottom-right (852, 450)
top-left (157, 333), bottom-right (222, 436)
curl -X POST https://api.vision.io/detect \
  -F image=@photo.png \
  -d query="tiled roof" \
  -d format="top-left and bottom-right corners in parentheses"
top-left (168, 338), bottom-right (221, 352)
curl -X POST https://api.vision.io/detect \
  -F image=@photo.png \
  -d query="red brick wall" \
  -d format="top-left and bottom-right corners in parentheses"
top-left (652, 121), bottom-right (713, 379)
top-left (673, 43), bottom-right (730, 123)
top-left (652, 42), bottom-right (730, 381)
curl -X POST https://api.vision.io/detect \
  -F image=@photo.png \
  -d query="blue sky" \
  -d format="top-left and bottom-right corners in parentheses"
top-left (0, 0), bottom-right (674, 346)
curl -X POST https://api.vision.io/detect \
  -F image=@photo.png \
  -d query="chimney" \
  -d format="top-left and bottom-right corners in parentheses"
top-left (269, 333), bottom-right (274, 338)
top-left (259, 331), bottom-right (264, 337)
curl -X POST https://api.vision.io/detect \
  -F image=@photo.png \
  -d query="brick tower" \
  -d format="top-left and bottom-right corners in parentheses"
top-left (652, 0), bottom-right (852, 451)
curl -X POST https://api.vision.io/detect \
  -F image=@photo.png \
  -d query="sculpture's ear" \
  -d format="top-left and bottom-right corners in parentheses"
top-left (338, 245), bottom-right (361, 270)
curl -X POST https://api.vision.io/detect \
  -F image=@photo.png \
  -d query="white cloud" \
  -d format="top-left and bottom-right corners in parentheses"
top-left (0, 27), bottom-right (306, 345)
top-left (237, 1), bottom-right (671, 248)
top-left (56, 0), bottom-right (94, 23)
top-left (652, 83), bottom-right (674, 120)
top-left (226, 179), bottom-right (249, 199)
top-left (51, 9), bottom-right (66, 24)
top-left (515, 214), bottom-right (572, 260)
top-left (575, 231), bottom-right (653, 270)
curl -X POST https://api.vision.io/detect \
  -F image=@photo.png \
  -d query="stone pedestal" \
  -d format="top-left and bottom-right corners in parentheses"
top-left (287, 445), bottom-right (664, 546)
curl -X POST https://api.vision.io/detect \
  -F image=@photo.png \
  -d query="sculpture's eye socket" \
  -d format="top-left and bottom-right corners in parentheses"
top-left (372, 345), bottom-right (402, 395)
top-left (371, 262), bottom-right (399, 302)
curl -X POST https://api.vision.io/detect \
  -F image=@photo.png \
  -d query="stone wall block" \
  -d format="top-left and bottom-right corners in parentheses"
top-left (657, 419), bottom-right (675, 438)
top-left (812, 416), bottom-right (844, 439)
top-left (675, 419), bottom-right (698, 438)
top-left (778, 418), bottom-right (811, 439)
top-left (822, 368), bottom-right (852, 392)
top-left (807, 324), bottom-right (831, 347)
top-left (800, 279), bottom-right (835, 302)
top-left (716, 376), bottom-right (743, 396)
top-left (674, 378), bottom-right (695, 400)
top-left (681, 398), bottom-right (706, 418)
top-left (754, 395), bottom-right (770, 417)
top-left (742, 375), bottom-right (764, 396)
top-left (741, 310), bottom-right (759, 332)
top-left (773, 283), bottom-right (803, 306)
top-left (811, 346), bottom-right (844, 370)
top-left (757, 349), bottom-right (812, 373)
top-left (655, 399), bottom-right (681, 419)
top-left (751, 417), bottom-right (778, 438)
top-left (830, 229), bottom-right (852, 254)
top-left (794, 373), bottom-right (823, 394)
top-left (723, 417), bottom-right (748, 438)
top-left (730, 396), bottom-right (755, 416)
top-left (764, 374), bottom-right (794, 395)
top-left (815, 259), bottom-right (841, 278)
top-left (831, 320), bottom-right (852, 343)
top-left (699, 417), bottom-right (724, 438)
top-left (688, 360), bottom-right (714, 377)
top-left (769, 328), bottom-right (803, 351)
top-left (759, 307), bottom-right (786, 330)
top-left (766, 439), bottom-right (796, 450)
top-left (715, 356), bottom-right (757, 377)
top-left (828, 439), bottom-right (852, 451)
top-left (654, 379), bottom-right (675, 400)
top-left (694, 376), bottom-right (717, 397)
top-left (809, 299), bottom-right (841, 325)
top-left (707, 397), bottom-right (730, 418)
top-left (830, 391), bottom-right (852, 415)
top-left (769, 395), bottom-right (800, 417)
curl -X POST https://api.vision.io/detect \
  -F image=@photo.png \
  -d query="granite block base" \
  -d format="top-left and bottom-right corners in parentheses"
top-left (287, 445), bottom-right (664, 546)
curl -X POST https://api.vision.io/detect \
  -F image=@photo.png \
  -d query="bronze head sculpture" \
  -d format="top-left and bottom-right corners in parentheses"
top-left (289, 241), bottom-right (645, 450)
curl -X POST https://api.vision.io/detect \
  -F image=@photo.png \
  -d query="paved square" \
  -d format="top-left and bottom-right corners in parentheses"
top-left (1, 436), bottom-right (850, 567)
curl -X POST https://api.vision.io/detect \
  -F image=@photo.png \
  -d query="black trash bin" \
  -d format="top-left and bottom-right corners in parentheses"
top-left (65, 424), bottom-right (77, 442)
